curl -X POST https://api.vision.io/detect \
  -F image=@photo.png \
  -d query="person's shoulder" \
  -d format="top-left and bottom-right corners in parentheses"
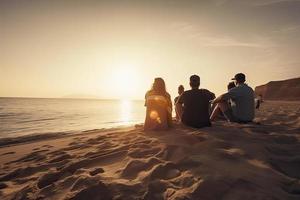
top-left (165, 92), bottom-right (171, 99)
top-left (200, 88), bottom-right (212, 93)
top-left (240, 84), bottom-right (254, 92)
top-left (200, 88), bottom-right (215, 95)
top-left (145, 90), bottom-right (155, 97)
top-left (245, 84), bottom-right (254, 90)
top-left (182, 90), bottom-right (193, 95)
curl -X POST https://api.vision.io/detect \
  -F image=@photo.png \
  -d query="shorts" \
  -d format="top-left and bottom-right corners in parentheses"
top-left (223, 108), bottom-right (252, 124)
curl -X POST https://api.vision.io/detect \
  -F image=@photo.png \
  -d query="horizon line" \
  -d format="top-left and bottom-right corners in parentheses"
top-left (0, 96), bottom-right (144, 101)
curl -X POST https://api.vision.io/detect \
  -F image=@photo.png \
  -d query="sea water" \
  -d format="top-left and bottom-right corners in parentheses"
top-left (0, 98), bottom-right (145, 138)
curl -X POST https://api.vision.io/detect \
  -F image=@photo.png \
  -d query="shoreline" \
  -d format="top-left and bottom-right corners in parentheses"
top-left (1, 100), bottom-right (299, 147)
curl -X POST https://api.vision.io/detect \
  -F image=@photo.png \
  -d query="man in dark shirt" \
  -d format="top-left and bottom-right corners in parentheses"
top-left (176, 75), bottom-right (215, 128)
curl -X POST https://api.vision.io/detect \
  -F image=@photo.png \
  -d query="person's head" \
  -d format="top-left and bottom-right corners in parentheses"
top-left (152, 77), bottom-right (167, 94)
top-left (227, 81), bottom-right (236, 91)
top-left (231, 73), bottom-right (246, 85)
top-left (190, 75), bottom-right (200, 89)
top-left (178, 85), bottom-right (184, 95)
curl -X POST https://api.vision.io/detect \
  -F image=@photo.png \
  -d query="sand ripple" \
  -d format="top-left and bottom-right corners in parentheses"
top-left (0, 101), bottom-right (300, 199)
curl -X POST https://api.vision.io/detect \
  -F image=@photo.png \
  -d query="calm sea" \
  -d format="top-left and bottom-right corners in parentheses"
top-left (0, 98), bottom-right (145, 139)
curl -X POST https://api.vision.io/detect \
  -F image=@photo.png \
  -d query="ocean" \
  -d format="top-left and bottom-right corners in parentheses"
top-left (0, 98), bottom-right (145, 139)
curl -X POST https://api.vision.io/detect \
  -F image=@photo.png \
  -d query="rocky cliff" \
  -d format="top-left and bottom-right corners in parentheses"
top-left (255, 77), bottom-right (300, 101)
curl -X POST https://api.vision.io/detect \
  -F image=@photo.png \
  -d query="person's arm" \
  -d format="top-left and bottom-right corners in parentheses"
top-left (212, 93), bottom-right (231, 104)
top-left (212, 87), bottom-right (238, 104)
top-left (144, 91), bottom-right (149, 107)
top-left (167, 93), bottom-right (172, 113)
top-left (213, 94), bottom-right (226, 103)
top-left (174, 97), bottom-right (178, 105)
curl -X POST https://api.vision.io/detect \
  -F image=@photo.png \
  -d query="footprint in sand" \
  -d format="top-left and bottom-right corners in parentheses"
top-left (150, 162), bottom-right (181, 180)
top-left (48, 153), bottom-right (72, 163)
top-left (69, 181), bottom-right (112, 200)
top-left (89, 168), bottom-right (104, 176)
top-left (121, 158), bottom-right (162, 179)
top-left (143, 180), bottom-right (167, 200)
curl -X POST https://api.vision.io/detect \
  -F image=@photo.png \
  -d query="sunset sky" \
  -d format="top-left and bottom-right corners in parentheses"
top-left (1, 0), bottom-right (300, 100)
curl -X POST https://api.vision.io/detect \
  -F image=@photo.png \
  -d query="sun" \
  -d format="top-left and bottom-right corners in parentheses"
top-left (111, 65), bottom-right (139, 99)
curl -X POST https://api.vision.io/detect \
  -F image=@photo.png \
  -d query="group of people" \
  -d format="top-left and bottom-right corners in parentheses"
top-left (144, 73), bottom-right (255, 131)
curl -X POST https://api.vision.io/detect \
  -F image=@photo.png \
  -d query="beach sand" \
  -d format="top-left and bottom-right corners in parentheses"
top-left (0, 101), bottom-right (299, 200)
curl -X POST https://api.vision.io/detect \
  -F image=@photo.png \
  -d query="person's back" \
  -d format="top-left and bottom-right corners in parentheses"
top-left (229, 84), bottom-right (255, 122)
top-left (210, 73), bottom-right (255, 123)
top-left (176, 75), bottom-right (215, 128)
top-left (144, 78), bottom-right (172, 131)
top-left (180, 89), bottom-right (214, 128)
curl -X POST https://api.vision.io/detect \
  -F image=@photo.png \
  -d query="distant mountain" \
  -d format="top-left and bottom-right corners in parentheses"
top-left (62, 94), bottom-right (100, 100)
top-left (255, 77), bottom-right (300, 101)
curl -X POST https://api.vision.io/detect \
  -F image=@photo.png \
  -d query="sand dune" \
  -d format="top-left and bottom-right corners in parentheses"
top-left (0, 101), bottom-right (300, 200)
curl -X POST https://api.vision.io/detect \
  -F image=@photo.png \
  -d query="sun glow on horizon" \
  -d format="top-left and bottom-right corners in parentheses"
top-left (110, 63), bottom-right (141, 100)
top-left (1, 0), bottom-right (300, 99)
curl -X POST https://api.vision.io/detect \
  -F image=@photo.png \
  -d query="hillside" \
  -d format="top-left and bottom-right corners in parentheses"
top-left (255, 77), bottom-right (300, 101)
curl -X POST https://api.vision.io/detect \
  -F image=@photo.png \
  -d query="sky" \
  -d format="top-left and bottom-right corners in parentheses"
top-left (1, 0), bottom-right (300, 100)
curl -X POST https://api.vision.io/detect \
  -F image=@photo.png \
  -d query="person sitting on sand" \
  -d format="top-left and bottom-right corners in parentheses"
top-left (255, 94), bottom-right (263, 109)
top-left (210, 81), bottom-right (236, 117)
top-left (227, 81), bottom-right (236, 91)
top-left (176, 75), bottom-right (215, 128)
top-left (210, 73), bottom-right (255, 123)
top-left (144, 77), bottom-right (172, 131)
top-left (174, 85), bottom-right (184, 121)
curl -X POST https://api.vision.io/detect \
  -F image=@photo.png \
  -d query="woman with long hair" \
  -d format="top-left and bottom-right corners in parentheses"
top-left (144, 77), bottom-right (172, 131)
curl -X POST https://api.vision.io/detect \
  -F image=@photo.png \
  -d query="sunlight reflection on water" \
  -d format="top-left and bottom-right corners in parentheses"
top-left (0, 98), bottom-right (145, 138)
top-left (120, 99), bottom-right (132, 124)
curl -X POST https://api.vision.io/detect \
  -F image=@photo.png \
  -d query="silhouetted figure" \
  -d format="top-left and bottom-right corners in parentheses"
top-left (227, 81), bottom-right (236, 91)
top-left (144, 78), bottom-right (172, 131)
top-left (176, 75), bottom-right (215, 128)
top-left (174, 85), bottom-right (184, 121)
top-left (255, 94), bottom-right (263, 109)
top-left (210, 73), bottom-right (255, 123)
top-left (211, 81), bottom-right (236, 117)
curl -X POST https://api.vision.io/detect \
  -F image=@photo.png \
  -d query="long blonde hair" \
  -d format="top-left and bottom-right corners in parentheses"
top-left (151, 77), bottom-right (167, 96)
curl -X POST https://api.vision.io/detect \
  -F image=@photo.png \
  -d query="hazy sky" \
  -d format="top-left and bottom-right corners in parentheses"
top-left (1, 0), bottom-right (300, 99)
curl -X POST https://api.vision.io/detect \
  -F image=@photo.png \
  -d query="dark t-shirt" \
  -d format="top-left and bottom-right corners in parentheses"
top-left (177, 89), bottom-right (215, 128)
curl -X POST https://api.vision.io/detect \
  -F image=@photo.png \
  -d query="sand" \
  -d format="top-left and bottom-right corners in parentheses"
top-left (0, 101), bottom-right (300, 200)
